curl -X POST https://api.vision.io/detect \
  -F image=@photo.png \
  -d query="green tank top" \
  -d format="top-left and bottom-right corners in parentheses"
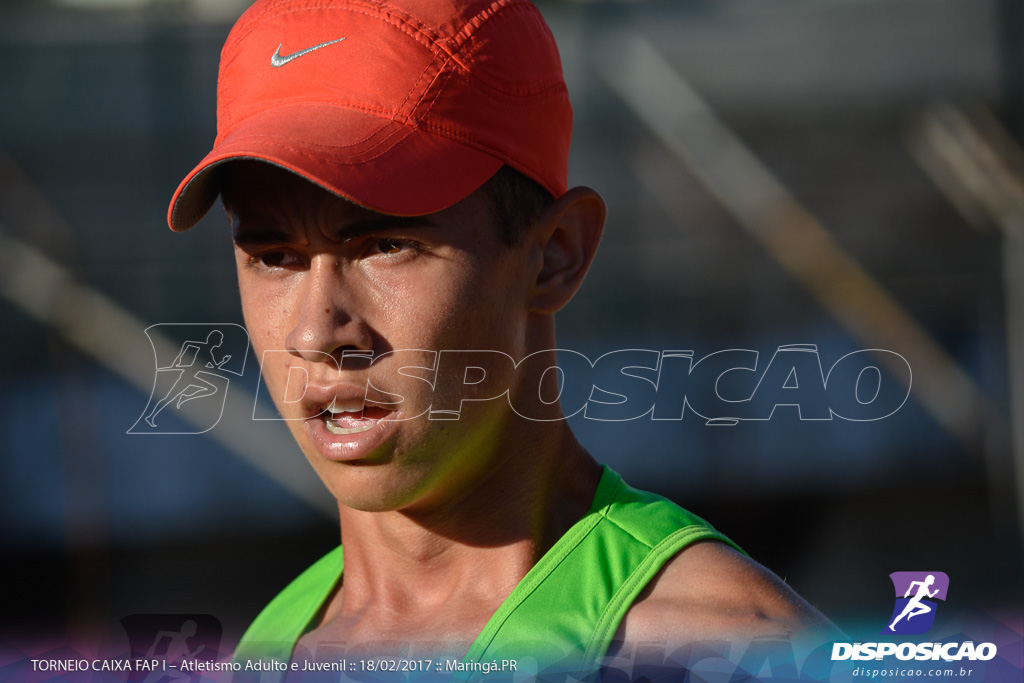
top-left (234, 465), bottom-right (739, 675)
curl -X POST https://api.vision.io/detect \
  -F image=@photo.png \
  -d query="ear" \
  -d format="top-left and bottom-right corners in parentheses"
top-left (530, 186), bottom-right (606, 314)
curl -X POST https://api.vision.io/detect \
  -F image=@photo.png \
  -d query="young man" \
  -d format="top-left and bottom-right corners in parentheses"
top-left (167, 0), bottom-right (835, 675)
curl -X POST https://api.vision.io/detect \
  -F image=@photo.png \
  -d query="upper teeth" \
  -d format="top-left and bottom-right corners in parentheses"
top-left (327, 399), bottom-right (363, 414)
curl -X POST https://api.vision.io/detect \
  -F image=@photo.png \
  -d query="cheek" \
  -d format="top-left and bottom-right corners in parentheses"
top-left (461, 292), bottom-right (525, 355)
top-left (457, 259), bottom-right (529, 345)
top-left (238, 274), bottom-right (296, 361)
top-left (240, 289), bottom-right (305, 411)
top-left (412, 279), bottom-right (497, 349)
top-left (362, 264), bottom-right (473, 347)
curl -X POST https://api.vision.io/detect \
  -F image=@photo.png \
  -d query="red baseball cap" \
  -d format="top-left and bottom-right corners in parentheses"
top-left (167, 0), bottom-right (572, 231)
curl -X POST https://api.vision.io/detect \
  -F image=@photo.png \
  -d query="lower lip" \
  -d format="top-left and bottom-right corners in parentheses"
top-left (303, 410), bottom-right (400, 462)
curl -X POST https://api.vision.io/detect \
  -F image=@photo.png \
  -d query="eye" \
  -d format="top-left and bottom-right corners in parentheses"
top-left (376, 238), bottom-right (404, 255)
top-left (246, 250), bottom-right (301, 269)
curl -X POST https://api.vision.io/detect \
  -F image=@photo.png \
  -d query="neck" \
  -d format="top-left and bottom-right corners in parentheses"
top-left (334, 420), bottom-right (601, 617)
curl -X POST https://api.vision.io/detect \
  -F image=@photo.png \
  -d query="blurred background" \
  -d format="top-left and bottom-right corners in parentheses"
top-left (1, 0), bottom-right (1022, 657)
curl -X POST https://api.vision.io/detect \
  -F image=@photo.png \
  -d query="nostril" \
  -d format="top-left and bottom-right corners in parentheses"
top-left (340, 350), bottom-right (374, 371)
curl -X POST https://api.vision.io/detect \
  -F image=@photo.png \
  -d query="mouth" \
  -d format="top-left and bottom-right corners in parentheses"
top-left (297, 383), bottom-right (404, 462)
top-left (322, 398), bottom-right (393, 435)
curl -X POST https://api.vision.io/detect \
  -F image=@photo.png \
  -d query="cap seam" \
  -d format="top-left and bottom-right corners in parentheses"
top-left (411, 47), bottom-right (566, 145)
top-left (432, 1), bottom-right (569, 100)
top-left (452, 1), bottom-right (566, 97)
top-left (388, 40), bottom-right (444, 125)
top-left (409, 49), bottom-right (457, 125)
top-left (226, 120), bottom-right (412, 159)
top-left (217, 101), bottom-right (403, 147)
top-left (445, 0), bottom-right (524, 55)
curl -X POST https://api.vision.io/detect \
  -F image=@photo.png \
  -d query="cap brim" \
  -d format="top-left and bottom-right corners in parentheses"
top-left (168, 103), bottom-right (504, 231)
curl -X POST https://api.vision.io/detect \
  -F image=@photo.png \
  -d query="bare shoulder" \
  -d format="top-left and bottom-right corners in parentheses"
top-left (611, 540), bottom-right (840, 651)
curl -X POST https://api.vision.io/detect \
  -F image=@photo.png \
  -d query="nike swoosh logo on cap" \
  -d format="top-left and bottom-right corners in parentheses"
top-left (271, 37), bottom-right (346, 67)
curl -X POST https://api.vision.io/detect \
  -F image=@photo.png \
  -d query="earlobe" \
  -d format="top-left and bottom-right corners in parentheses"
top-left (531, 187), bottom-right (606, 314)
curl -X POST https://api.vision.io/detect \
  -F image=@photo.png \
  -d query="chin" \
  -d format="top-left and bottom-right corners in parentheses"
top-left (311, 460), bottom-right (431, 514)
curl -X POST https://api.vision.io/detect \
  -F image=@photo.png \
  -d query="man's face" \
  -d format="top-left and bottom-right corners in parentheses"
top-left (223, 162), bottom-right (540, 514)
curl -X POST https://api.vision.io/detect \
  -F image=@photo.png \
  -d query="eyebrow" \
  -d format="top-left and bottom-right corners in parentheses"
top-left (231, 214), bottom-right (437, 248)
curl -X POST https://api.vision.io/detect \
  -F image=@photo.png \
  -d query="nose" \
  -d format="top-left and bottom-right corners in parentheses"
top-left (285, 256), bottom-right (373, 362)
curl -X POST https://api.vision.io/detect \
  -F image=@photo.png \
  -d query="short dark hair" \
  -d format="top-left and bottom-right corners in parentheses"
top-left (481, 165), bottom-right (556, 246)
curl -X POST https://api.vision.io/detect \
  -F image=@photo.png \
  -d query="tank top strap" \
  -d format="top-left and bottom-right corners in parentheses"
top-left (462, 465), bottom-right (740, 674)
top-left (234, 545), bottom-right (344, 663)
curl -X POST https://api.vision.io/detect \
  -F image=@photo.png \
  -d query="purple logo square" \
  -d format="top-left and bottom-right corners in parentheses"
top-left (883, 571), bottom-right (949, 635)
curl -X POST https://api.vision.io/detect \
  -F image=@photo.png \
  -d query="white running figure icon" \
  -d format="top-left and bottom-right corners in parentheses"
top-left (889, 574), bottom-right (939, 630)
top-left (144, 330), bottom-right (231, 428)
